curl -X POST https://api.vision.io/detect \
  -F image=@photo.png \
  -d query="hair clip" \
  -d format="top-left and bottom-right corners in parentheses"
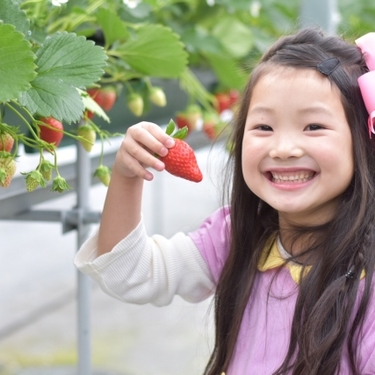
top-left (345, 268), bottom-right (355, 279)
top-left (317, 57), bottom-right (341, 76)
top-left (356, 32), bottom-right (375, 138)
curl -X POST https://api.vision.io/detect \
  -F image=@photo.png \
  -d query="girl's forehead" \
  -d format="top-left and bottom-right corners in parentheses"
top-left (252, 66), bottom-right (339, 98)
top-left (248, 66), bottom-right (345, 116)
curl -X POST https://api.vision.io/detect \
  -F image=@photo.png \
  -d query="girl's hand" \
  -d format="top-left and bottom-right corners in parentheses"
top-left (114, 121), bottom-right (175, 181)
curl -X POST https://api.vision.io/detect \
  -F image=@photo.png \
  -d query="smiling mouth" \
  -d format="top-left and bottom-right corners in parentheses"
top-left (270, 171), bottom-right (315, 183)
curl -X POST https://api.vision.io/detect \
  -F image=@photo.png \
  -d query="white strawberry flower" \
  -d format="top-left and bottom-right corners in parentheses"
top-left (123, 0), bottom-right (141, 9)
top-left (51, 0), bottom-right (68, 6)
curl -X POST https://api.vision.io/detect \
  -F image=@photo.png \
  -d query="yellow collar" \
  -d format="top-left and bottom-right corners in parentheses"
top-left (257, 238), bottom-right (365, 284)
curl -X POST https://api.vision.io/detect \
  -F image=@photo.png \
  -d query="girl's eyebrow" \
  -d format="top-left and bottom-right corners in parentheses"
top-left (247, 106), bottom-right (273, 115)
top-left (297, 106), bottom-right (334, 116)
top-left (248, 105), bottom-right (334, 116)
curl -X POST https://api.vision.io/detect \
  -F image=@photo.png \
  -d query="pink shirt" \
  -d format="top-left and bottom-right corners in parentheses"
top-left (189, 207), bottom-right (375, 374)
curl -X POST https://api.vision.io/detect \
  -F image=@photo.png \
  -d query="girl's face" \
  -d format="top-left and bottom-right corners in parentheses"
top-left (242, 67), bottom-right (354, 227)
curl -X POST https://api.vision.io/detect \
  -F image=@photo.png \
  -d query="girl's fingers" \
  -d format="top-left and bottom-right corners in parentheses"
top-left (115, 122), bottom-right (174, 180)
top-left (129, 122), bottom-right (175, 157)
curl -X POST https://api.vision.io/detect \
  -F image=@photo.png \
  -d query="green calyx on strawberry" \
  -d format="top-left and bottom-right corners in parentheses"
top-left (149, 87), bottom-right (167, 107)
top-left (78, 124), bottom-right (96, 152)
top-left (158, 119), bottom-right (203, 183)
top-left (38, 117), bottom-right (64, 148)
top-left (52, 175), bottom-right (71, 193)
top-left (0, 132), bottom-right (14, 152)
top-left (127, 93), bottom-right (144, 117)
top-left (0, 151), bottom-right (16, 188)
top-left (94, 165), bottom-right (111, 186)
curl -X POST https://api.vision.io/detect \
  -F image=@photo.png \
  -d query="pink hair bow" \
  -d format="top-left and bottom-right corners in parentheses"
top-left (356, 32), bottom-right (375, 138)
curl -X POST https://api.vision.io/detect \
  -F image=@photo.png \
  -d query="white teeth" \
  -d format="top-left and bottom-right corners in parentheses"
top-left (271, 172), bottom-right (314, 183)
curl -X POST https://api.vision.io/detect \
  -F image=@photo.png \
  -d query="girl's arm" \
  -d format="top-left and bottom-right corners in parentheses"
top-left (97, 122), bottom-right (175, 256)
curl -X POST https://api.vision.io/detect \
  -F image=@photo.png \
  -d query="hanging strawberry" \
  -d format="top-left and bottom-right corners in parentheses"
top-left (38, 117), bottom-right (64, 147)
top-left (149, 87), bottom-right (167, 107)
top-left (127, 93), bottom-right (144, 117)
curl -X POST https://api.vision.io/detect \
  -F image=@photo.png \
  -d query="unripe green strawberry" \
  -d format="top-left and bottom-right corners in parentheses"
top-left (78, 124), bottom-right (96, 152)
top-left (159, 120), bottom-right (202, 183)
top-left (127, 93), bottom-right (144, 117)
top-left (149, 87), bottom-right (167, 107)
top-left (184, 104), bottom-right (202, 132)
top-left (39, 160), bottom-right (55, 181)
top-left (25, 170), bottom-right (45, 192)
top-left (0, 152), bottom-right (16, 188)
top-left (94, 165), bottom-right (111, 186)
top-left (0, 133), bottom-right (14, 152)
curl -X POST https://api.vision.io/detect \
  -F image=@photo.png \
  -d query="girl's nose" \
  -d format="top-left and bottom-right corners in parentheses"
top-left (268, 135), bottom-right (304, 160)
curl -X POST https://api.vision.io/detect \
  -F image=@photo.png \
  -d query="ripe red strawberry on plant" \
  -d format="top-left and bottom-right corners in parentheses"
top-left (228, 89), bottom-right (240, 106)
top-left (175, 112), bottom-right (190, 129)
top-left (0, 132), bottom-right (14, 152)
top-left (0, 152), bottom-right (16, 188)
top-left (87, 87), bottom-right (117, 111)
top-left (159, 120), bottom-right (203, 183)
top-left (38, 117), bottom-right (64, 147)
top-left (86, 87), bottom-right (117, 119)
top-left (214, 92), bottom-right (232, 113)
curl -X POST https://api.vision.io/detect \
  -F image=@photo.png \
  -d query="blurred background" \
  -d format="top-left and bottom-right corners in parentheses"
top-left (0, 0), bottom-right (374, 374)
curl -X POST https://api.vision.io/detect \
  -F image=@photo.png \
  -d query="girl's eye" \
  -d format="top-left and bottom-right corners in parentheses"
top-left (305, 124), bottom-right (324, 131)
top-left (255, 125), bottom-right (273, 131)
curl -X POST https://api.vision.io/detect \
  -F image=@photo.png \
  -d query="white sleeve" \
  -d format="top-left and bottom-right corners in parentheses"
top-left (74, 219), bottom-right (215, 306)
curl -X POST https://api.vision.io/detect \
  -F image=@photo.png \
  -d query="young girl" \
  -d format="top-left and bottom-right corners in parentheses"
top-left (75, 28), bottom-right (375, 375)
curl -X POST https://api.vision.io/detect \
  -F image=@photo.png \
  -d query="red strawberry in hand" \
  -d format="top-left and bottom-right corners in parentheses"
top-left (159, 120), bottom-right (203, 183)
top-left (38, 117), bottom-right (64, 147)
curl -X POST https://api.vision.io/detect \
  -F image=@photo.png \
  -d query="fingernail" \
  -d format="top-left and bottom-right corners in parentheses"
top-left (165, 138), bottom-right (175, 148)
top-left (159, 147), bottom-right (168, 157)
top-left (155, 160), bottom-right (164, 170)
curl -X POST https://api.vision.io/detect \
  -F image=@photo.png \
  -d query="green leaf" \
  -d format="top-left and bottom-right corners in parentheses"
top-left (79, 89), bottom-right (110, 123)
top-left (19, 32), bottom-right (108, 123)
top-left (96, 8), bottom-right (130, 48)
top-left (117, 24), bottom-right (188, 78)
top-left (204, 52), bottom-right (248, 90)
top-left (0, 0), bottom-right (30, 36)
top-left (0, 23), bottom-right (36, 103)
top-left (19, 76), bottom-right (84, 123)
top-left (35, 32), bottom-right (107, 87)
top-left (181, 26), bottom-right (223, 55)
top-left (211, 17), bottom-right (254, 59)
